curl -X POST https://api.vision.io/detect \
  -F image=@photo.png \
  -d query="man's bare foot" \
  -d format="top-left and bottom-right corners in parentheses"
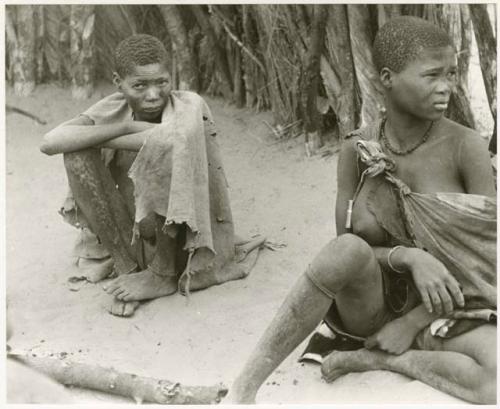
top-left (78, 257), bottom-right (114, 283)
top-left (103, 268), bottom-right (178, 302)
top-left (321, 349), bottom-right (387, 383)
top-left (107, 298), bottom-right (140, 317)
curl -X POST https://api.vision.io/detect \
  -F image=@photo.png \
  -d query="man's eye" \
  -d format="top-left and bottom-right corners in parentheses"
top-left (133, 84), bottom-right (146, 90)
top-left (447, 71), bottom-right (457, 79)
top-left (159, 80), bottom-right (169, 86)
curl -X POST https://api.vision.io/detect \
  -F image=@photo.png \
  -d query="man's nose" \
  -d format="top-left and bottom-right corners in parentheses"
top-left (145, 86), bottom-right (160, 101)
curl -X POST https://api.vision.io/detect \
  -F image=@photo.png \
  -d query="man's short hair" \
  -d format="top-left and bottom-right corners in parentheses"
top-left (114, 34), bottom-right (168, 77)
top-left (373, 16), bottom-right (453, 73)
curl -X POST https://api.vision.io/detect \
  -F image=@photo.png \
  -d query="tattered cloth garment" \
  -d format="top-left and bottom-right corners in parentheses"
top-left (301, 123), bottom-right (496, 362)
top-left (61, 91), bottom-right (264, 293)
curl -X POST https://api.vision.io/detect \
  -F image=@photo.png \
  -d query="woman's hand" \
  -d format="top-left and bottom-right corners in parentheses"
top-left (395, 247), bottom-right (464, 315)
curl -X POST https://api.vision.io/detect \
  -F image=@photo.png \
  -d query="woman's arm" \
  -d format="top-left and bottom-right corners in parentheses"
top-left (458, 132), bottom-right (495, 196)
top-left (40, 115), bottom-right (154, 155)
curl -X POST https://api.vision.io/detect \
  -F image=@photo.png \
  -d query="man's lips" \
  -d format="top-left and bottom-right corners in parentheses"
top-left (433, 101), bottom-right (449, 110)
top-left (143, 106), bottom-right (163, 113)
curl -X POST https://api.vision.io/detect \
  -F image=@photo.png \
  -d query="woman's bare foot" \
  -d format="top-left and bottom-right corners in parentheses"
top-left (321, 349), bottom-right (387, 383)
top-left (103, 268), bottom-right (178, 302)
top-left (77, 257), bottom-right (115, 283)
top-left (223, 385), bottom-right (257, 404)
top-left (107, 299), bottom-right (140, 317)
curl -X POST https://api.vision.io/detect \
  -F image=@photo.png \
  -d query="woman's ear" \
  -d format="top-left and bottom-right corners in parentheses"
top-left (112, 72), bottom-right (122, 90)
top-left (380, 67), bottom-right (393, 89)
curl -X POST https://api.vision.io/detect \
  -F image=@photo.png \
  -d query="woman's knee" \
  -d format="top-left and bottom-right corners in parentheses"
top-left (306, 233), bottom-right (376, 296)
top-left (470, 364), bottom-right (497, 404)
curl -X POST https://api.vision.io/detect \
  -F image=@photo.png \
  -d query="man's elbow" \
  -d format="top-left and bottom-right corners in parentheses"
top-left (39, 134), bottom-right (57, 155)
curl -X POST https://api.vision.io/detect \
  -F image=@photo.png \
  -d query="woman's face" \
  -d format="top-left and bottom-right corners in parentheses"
top-left (385, 46), bottom-right (457, 122)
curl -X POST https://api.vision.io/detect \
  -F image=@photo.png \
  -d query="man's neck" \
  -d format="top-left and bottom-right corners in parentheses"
top-left (133, 112), bottom-right (162, 123)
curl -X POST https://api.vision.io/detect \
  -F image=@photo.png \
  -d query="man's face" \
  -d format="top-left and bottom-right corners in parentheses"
top-left (386, 46), bottom-right (457, 121)
top-left (115, 62), bottom-right (172, 122)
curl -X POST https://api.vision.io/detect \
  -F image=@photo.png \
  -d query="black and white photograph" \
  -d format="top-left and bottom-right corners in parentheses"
top-left (4, 2), bottom-right (497, 405)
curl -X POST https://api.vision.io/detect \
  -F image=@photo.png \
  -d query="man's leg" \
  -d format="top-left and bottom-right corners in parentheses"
top-left (229, 233), bottom-right (389, 403)
top-left (104, 215), bottom-right (180, 301)
top-left (64, 149), bottom-right (138, 274)
top-left (321, 324), bottom-right (496, 404)
top-left (64, 149), bottom-right (140, 316)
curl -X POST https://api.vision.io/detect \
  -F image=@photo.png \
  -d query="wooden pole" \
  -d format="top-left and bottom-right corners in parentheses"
top-left (192, 5), bottom-right (234, 99)
top-left (301, 4), bottom-right (328, 155)
top-left (69, 5), bottom-right (96, 99)
top-left (469, 4), bottom-right (496, 119)
top-left (12, 353), bottom-right (228, 405)
top-left (159, 5), bottom-right (198, 91)
top-left (6, 5), bottom-right (37, 96)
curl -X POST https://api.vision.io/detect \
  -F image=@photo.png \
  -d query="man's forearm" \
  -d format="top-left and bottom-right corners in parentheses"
top-left (99, 130), bottom-right (152, 151)
top-left (41, 122), bottom-right (132, 155)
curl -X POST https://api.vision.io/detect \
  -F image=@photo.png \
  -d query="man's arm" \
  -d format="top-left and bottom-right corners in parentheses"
top-left (40, 115), bottom-right (154, 155)
top-left (97, 129), bottom-right (154, 151)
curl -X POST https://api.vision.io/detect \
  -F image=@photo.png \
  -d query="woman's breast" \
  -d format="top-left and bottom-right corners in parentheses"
top-left (351, 177), bottom-right (388, 246)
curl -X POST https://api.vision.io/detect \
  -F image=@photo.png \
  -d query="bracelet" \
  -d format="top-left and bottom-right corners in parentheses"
top-left (387, 245), bottom-right (405, 273)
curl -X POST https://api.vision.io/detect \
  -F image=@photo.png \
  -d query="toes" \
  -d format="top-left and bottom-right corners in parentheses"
top-left (122, 302), bottom-right (139, 317)
top-left (121, 293), bottom-right (135, 302)
top-left (115, 290), bottom-right (130, 301)
top-left (103, 280), bottom-right (121, 293)
top-left (114, 290), bottom-right (126, 300)
top-left (108, 300), bottom-right (126, 316)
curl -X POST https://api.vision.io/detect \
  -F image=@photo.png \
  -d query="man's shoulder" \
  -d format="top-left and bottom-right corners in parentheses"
top-left (82, 92), bottom-right (130, 124)
top-left (171, 90), bottom-right (205, 104)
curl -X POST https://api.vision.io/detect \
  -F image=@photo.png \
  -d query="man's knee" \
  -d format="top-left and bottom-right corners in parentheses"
top-left (63, 148), bottom-right (100, 175)
top-left (306, 233), bottom-right (375, 297)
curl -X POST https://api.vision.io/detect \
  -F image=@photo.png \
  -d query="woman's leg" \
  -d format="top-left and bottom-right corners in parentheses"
top-left (322, 324), bottom-right (496, 404)
top-left (229, 233), bottom-right (389, 403)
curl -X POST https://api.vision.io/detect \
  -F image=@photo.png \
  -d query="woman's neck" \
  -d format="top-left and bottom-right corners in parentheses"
top-left (384, 105), bottom-right (435, 150)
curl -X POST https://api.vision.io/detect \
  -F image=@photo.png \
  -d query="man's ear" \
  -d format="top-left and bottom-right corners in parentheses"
top-left (112, 72), bottom-right (122, 90)
top-left (379, 67), bottom-right (393, 89)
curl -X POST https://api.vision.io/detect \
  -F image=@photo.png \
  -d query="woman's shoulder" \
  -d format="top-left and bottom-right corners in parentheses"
top-left (439, 118), bottom-right (488, 156)
top-left (345, 120), bottom-right (383, 142)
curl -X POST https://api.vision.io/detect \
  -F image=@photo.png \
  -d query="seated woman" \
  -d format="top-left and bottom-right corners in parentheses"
top-left (228, 16), bottom-right (496, 404)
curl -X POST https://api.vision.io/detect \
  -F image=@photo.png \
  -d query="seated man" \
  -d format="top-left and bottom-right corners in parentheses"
top-left (41, 34), bottom-right (261, 317)
top-left (228, 17), bottom-right (496, 404)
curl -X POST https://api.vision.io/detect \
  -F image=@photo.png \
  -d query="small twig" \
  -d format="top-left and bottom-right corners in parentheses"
top-left (209, 7), bottom-right (266, 73)
top-left (6, 104), bottom-right (47, 125)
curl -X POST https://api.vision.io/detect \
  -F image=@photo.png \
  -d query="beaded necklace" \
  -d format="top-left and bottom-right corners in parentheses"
top-left (381, 118), bottom-right (433, 155)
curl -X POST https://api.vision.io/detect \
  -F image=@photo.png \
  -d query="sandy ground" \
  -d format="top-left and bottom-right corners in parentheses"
top-left (5, 83), bottom-right (476, 405)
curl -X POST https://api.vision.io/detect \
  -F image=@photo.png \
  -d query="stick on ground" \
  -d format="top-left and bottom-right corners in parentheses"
top-left (11, 353), bottom-right (228, 404)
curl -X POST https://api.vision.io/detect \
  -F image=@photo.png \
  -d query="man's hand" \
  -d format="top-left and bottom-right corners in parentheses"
top-left (364, 316), bottom-right (419, 355)
top-left (125, 120), bottom-right (156, 134)
top-left (395, 247), bottom-right (464, 315)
